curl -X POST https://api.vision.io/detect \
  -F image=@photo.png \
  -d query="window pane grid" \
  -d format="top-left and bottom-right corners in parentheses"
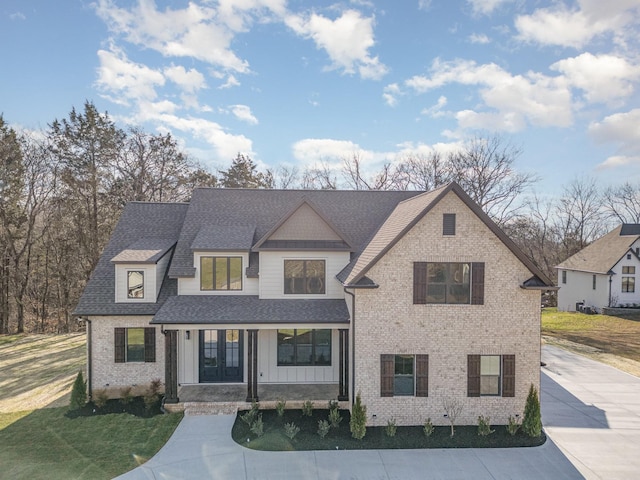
top-left (426, 263), bottom-right (470, 304)
top-left (126, 328), bottom-right (145, 362)
top-left (277, 329), bottom-right (331, 366)
top-left (284, 260), bottom-right (326, 294)
top-left (201, 257), bottom-right (242, 291)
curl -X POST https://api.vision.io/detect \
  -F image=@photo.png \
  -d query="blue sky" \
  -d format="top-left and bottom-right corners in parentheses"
top-left (1, 0), bottom-right (639, 195)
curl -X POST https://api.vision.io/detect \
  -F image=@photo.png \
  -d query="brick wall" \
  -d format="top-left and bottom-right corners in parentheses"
top-left (89, 315), bottom-right (164, 398)
top-left (352, 191), bottom-right (541, 426)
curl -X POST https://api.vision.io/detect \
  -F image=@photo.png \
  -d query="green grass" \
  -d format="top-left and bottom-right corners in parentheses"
top-left (0, 407), bottom-right (183, 480)
top-left (542, 308), bottom-right (640, 363)
top-left (232, 409), bottom-right (545, 451)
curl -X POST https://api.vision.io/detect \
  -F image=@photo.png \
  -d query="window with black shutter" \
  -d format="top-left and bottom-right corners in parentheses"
top-left (413, 262), bottom-right (484, 305)
top-left (114, 327), bottom-right (156, 363)
top-left (416, 354), bottom-right (429, 397)
top-left (502, 355), bottom-right (515, 397)
top-left (380, 354), bottom-right (394, 397)
top-left (468, 354), bottom-right (515, 397)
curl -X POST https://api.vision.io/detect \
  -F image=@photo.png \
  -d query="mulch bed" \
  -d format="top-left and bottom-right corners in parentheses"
top-left (66, 397), bottom-right (162, 418)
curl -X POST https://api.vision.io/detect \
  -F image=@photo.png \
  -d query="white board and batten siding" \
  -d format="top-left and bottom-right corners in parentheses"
top-left (176, 328), bottom-right (340, 385)
top-left (177, 251), bottom-right (258, 296)
top-left (258, 251), bottom-right (350, 299)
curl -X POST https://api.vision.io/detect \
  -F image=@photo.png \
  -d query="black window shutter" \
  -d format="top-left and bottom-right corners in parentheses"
top-left (502, 355), bottom-right (515, 397)
top-left (114, 328), bottom-right (125, 363)
top-left (467, 354), bottom-right (480, 397)
top-left (413, 262), bottom-right (427, 304)
top-left (471, 262), bottom-right (485, 305)
top-left (443, 213), bottom-right (456, 235)
top-left (416, 354), bottom-right (429, 397)
top-left (144, 328), bottom-right (156, 363)
top-left (380, 354), bottom-right (395, 397)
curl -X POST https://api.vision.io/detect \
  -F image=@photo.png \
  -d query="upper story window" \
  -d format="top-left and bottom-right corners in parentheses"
top-left (414, 262), bottom-right (484, 305)
top-left (201, 257), bottom-right (242, 291)
top-left (622, 266), bottom-right (635, 274)
top-left (622, 266), bottom-right (636, 293)
top-left (443, 213), bottom-right (456, 235)
top-left (284, 260), bottom-right (325, 294)
top-left (127, 271), bottom-right (144, 299)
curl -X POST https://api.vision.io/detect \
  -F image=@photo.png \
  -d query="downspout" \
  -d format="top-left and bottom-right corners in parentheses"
top-left (343, 287), bottom-right (355, 406)
top-left (608, 270), bottom-right (614, 307)
top-left (84, 317), bottom-right (93, 400)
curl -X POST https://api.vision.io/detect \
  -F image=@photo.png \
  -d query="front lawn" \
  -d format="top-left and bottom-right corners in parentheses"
top-left (0, 406), bottom-right (183, 480)
top-left (232, 408), bottom-right (545, 451)
top-left (542, 308), bottom-right (640, 364)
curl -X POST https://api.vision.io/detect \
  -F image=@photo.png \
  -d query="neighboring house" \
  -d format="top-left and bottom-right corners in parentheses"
top-left (74, 183), bottom-right (554, 426)
top-left (556, 224), bottom-right (640, 313)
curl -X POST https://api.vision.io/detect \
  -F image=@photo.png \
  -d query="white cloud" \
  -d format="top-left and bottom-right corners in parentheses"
top-left (164, 65), bottom-right (206, 94)
top-left (469, 33), bottom-right (490, 44)
top-left (9, 11), bottom-right (26, 21)
top-left (551, 53), bottom-right (640, 104)
top-left (285, 9), bottom-right (388, 80)
top-left (420, 96), bottom-right (448, 118)
top-left (405, 58), bottom-right (573, 131)
top-left (383, 83), bottom-right (401, 107)
top-left (292, 138), bottom-right (365, 166)
top-left (418, 1), bottom-right (432, 12)
top-left (96, 46), bottom-right (165, 103)
top-left (589, 109), bottom-right (640, 169)
top-left (515, 0), bottom-right (640, 49)
top-left (467, 0), bottom-right (513, 15)
top-left (229, 104), bottom-right (258, 125)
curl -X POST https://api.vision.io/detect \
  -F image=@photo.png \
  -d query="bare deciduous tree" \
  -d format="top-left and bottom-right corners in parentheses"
top-left (603, 182), bottom-right (640, 224)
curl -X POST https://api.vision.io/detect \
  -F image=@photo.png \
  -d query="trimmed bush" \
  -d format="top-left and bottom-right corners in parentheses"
top-left (119, 386), bottom-right (134, 405)
top-left (317, 419), bottom-right (330, 438)
top-left (250, 413), bottom-right (264, 437)
top-left (349, 393), bottom-right (367, 440)
top-left (276, 399), bottom-right (286, 417)
top-left (328, 407), bottom-right (342, 428)
top-left (302, 400), bottom-right (314, 417)
top-left (477, 416), bottom-right (494, 436)
top-left (69, 371), bottom-right (87, 411)
top-left (506, 415), bottom-right (520, 436)
top-left (385, 418), bottom-right (397, 437)
top-left (522, 384), bottom-right (542, 438)
top-left (423, 418), bottom-right (434, 437)
top-left (93, 389), bottom-right (109, 409)
top-left (284, 422), bottom-right (300, 440)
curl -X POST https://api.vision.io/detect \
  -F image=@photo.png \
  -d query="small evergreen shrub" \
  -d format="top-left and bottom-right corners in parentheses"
top-left (284, 422), bottom-right (300, 440)
top-left (119, 386), bottom-right (134, 405)
top-left (506, 415), bottom-right (520, 436)
top-left (328, 407), bottom-right (342, 428)
top-left (317, 419), bottom-right (330, 438)
top-left (69, 371), bottom-right (87, 411)
top-left (302, 400), bottom-right (314, 416)
top-left (241, 401), bottom-right (260, 426)
top-left (250, 413), bottom-right (264, 437)
top-left (477, 416), bottom-right (494, 436)
top-left (93, 389), bottom-right (109, 409)
top-left (423, 418), bottom-right (434, 437)
top-left (385, 418), bottom-right (397, 437)
top-left (328, 399), bottom-right (339, 411)
top-left (522, 384), bottom-right (542, 438)
top-left (349, 393), bottom-right (367, 440)
top-left (143, 379), bottom-right (162, 411)
top-left (276, 399), bottom-right (286, 417)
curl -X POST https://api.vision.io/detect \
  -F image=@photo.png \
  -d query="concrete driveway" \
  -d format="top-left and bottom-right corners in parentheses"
top-left (116, 345), bottom-right (640, 479)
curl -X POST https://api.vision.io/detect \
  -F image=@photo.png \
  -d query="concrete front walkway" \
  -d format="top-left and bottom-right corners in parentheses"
top-left (116, 345), bottom-right (640, 480)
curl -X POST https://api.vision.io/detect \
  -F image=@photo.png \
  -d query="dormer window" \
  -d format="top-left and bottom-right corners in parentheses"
top-left (127, 271), bottom-right (144, 299)
top-left (284, 260), bottom-right (325, 294)
top-left (201, 257), bottom-right (243, 291)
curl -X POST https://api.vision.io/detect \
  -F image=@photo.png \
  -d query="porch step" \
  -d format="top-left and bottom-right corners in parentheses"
top-left (183, 401), bottom-right (240, 416)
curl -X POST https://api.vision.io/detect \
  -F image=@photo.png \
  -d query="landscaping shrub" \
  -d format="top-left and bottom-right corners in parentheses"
top-left (143, 379), bottom-right (162, 411)
top-left (442, 396), bottom-right (463, 437)
top-left (522, 384), bottom-right (542, 438)
top-left (328, 406), bottom-right (342, 428)
top-left (69, 371), bottom-right (87, 411)
top-left (250, 413), bottom-right (264, 437)
top-left (317, 419), bottom-right (330, 438)
top-left (385, 418), bottom-right (397, 437)
top-left (506, 415), bottom-right (520, 436)
top-left (93, 389), bottom-right (109, 409)
top-left (302, 400), bottom-right (314, 417)
top-left (423, 418), bottom-right (434, 437)
top-left (119, 386), bottom-right (133, 405)
top-left (241, 401), bottom-right (260, 426)
top-left (477, 416), bottom-right (494, 436)
top-left (349, 393), bottom-right (367, 440)
top-left (284, 422), bottom-right (300, 440)
top-left (276, 399), bottom-right (286, 417)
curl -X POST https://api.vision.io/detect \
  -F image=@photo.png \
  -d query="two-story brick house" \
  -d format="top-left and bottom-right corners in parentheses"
top-left (74, 183), bottom-right (553, 426)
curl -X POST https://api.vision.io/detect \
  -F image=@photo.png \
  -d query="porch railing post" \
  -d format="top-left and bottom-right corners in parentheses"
top-left (164, 329), bottom-right (179, 403)
top-left (246, 329), bottom-right (259, 402)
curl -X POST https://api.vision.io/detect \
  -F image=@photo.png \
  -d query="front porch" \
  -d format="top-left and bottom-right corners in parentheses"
top-left (165, 383), bottom-right (347, 415)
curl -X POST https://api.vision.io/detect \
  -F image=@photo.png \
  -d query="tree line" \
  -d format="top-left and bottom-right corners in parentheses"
top-left (1, 102), bottom-right (639, 334)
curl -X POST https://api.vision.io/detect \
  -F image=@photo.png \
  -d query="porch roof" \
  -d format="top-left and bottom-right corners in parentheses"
top-left (151, 295), bottom-right (350, 325)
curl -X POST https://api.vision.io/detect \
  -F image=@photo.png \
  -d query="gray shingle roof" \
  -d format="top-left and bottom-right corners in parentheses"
top-left (191, 225), bottom-right (255, 251)
top-left (151, 295), bottom-right (349, 324)
top-left (556, 224), bottom-right (640, 274)
top-left (74, 202), bottom-right (188, 317)
top-left (168, 188), bottom-right (419, 278)
top-left (111, 237), bottom-right (176, 263)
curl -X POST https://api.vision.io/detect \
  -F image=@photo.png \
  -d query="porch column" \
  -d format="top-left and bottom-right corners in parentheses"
top-left (246, 329), bottom-right (259, 402)
top-left (164, 329), bottom-right (179, 403)
top-left (338, 328), bottom-right (349, 401)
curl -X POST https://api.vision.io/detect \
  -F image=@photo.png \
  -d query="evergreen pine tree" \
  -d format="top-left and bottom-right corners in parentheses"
top-left (522, 383), bottom-right (542, 437)
top-left (69, 371), bottom-right (87, 411)
top-left (349, 392), bottom-right (367, 440)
